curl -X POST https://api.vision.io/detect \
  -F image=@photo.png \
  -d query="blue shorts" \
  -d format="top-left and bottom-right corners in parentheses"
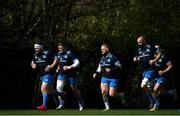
top-left (154, 75), bottom-right (166, 85)
top-left (142, 69), bottom-right (156, 79)
top-left (40, 73), bottom-right (53, 84)
top-left (57, 73), bottom-right (77, 86)
top-left (101, 77), bottom-right (118, 88)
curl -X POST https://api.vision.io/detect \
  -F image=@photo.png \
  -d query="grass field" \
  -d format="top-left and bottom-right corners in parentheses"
top-left (0, 109), bottom-right (180, 115)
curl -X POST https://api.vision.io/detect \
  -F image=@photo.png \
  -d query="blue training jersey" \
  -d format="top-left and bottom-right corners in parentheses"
top-left (56, 50), bottom-right (79, 76)
top-left (99, 53), bottom-right (121, 79)
top-left (137, 44), bottom-right (158, 70)
top-left (32, 50), bottom-right (53, 75)
top-left (155, 54), bottom-right (172, 72)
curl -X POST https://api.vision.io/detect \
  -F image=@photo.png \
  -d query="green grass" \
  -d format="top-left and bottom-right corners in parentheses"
top-left (0, 109), bottom-right (180, 115)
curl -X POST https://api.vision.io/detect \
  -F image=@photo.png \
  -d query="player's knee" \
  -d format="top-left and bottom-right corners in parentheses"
top-left (109, 92), bottom-right (116, 97)
top-left (141, 78), bottom-right (149, 88)
top-left (56, 85), bottom-right (63, 93)
top-left (153, 87), bottom-right (159, 92)
top-left (41, 85), bottom-right (47, 92)
top-left (56, 81), bottom-right (65, 93)
top-left (102, 91), bottom-right (108, 96)
top-left (141, 83), bottom-right (145, 88)
top-left (153, 83), bottom-right (160, 91)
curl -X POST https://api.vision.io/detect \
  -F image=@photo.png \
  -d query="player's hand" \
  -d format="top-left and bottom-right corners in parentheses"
top-left (63, 66), bottom-right (72, 70)
top-left (45, 65), bottom-right (51, 72)
top-left (105, 68), bottom-right (111, 72)
top-left (93, 73), bottom-right (97, 79)
top-left (56, 68), bottom-right (60, 73)
top-left (149, 60), bottom-right (155, 65)
top-left (31, 64), bottom-right (36, 69)
top-left (158, 70), bottom-right (164, 75)
top-left (133, 56), bottom-right (139, 62)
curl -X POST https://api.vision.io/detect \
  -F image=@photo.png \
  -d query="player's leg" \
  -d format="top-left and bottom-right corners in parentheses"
top-left (150, 82), bottom-right (160, 111)
top-left (56, 74), bottom-right (65, 110)
top-left (141, 79), bottom-right (154, 109)
top-left (37, 82), bottom-right (48, 110)
top-left (141, 70), bottom-right (155, 109)
top-left (109, 79), bottom-right (118, 97)
top-left (108, 78), bottom-right (126, 104)
top-left (68, 77), bottom-right (84, 111)
top-left (101, 77), bottom-right (110, 111)
top-left (37, 74), bottom-right (53, 111)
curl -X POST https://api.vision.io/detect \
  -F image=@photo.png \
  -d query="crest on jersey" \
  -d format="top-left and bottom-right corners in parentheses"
top-left (43, 55), bottom-right (46, 59)
top-left (158, 59), bottom-right (162, 62)
top-left (146, 49), bottom-right (150, 53)
top-left (107, 58), bottom-right (111, 62)
top-left (64, 55), bottom-right (68, 59)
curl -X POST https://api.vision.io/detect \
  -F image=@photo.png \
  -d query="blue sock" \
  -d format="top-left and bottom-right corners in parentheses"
top-left (43, 93), bottom-right (48, 107)
top-left (59, 99), bottom-right (64, 106)
top-left (57, 92), bottom-right (64, 106)
top-left (153, 96), bottom-right (160, 107)
top-left (146, 93), bottom-right (154, 104)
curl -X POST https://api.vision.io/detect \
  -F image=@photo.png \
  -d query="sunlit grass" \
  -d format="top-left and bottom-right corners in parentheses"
top-left (0, 109), bottom-right (180, 115)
